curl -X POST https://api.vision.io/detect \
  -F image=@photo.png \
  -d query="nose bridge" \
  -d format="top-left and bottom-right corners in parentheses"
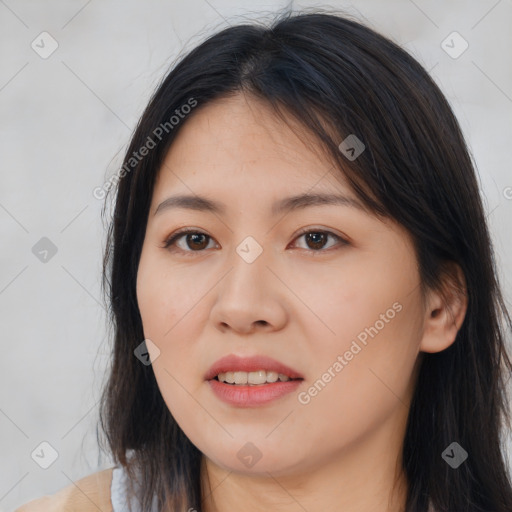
top-left (210, 232), bottom-right (287, 333)
top-left (224, 233), bottom-right (270, 298)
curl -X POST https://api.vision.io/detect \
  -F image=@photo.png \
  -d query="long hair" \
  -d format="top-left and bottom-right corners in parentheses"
top-left (97, 9), bottom-right (512, 512)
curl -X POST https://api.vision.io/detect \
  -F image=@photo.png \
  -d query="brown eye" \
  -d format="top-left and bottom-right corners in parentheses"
top-left (184, 233), bottom-right (209, 250)
top-left (163, 229), bottom-right (216, 254)
top-left (292, 230), bottom-right (348, 252)
top-left (163, 228), bottom-right (348, 256)
top-left (304, 232), bottom-right (328, 250)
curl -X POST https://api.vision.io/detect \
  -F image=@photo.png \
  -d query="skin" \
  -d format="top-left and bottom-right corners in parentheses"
top-left (136, 92), bottom-right (467, 512)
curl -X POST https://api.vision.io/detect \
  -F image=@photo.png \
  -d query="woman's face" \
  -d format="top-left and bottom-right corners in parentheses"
top-left (136, 93), bottom-right (430, 479)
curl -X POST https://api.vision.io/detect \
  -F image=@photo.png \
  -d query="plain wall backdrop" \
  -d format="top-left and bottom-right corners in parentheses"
top-left (1, 0), bottom-right (511, 510)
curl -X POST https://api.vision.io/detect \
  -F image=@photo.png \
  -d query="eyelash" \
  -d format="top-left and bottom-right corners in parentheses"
top-left (161, 227), bottom-right (349, 256)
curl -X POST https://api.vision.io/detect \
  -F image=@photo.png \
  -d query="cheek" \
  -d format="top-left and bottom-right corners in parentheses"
top-left (273, 310), bottom-right (421, 473)
top-left (136, 251), bottom-right (212, 396)
top-left (136, 255), bottom-right (206, 424)
top-left (294, 300), bottom-right (422, 449)
top-left (136, 250), bottom-right (200, 339)
top-left (293, 253), bottom-right (422, 411)
top-left (289, 252), bottom-right (418, 349)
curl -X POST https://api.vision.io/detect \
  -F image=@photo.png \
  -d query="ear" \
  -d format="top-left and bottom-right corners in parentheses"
top-left (420, 261), bottom-right (468, 354)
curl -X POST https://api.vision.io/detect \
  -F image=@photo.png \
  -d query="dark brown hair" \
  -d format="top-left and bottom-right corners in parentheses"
top-left (97, 9), bottom-right (512, 512)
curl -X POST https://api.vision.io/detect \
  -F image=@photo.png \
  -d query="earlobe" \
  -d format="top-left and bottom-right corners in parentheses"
top-left (419, 262), bottom-right (468, 354)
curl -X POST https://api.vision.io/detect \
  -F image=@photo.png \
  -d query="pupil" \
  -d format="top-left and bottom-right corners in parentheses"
top-left (307, 232), bottom-right (326, 249)
top-left (188, 233), bottom-right (207, 250)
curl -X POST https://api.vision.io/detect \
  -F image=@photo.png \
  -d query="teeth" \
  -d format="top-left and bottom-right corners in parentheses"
top-left (217, 370), bottom-right (292, 385)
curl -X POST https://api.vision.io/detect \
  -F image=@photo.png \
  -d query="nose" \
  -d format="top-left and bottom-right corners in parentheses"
top-left (209, 246), bottom-right (288, 335)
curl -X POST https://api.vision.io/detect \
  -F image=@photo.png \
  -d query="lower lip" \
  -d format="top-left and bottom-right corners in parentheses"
top-left (207, 378), bottom-right (302, 407)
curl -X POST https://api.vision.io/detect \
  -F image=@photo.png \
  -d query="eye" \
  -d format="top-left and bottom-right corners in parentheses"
top-left (290, 228), bottom-right (348, 253)
top-left (162, 227), bottom-right (349, 256)
top-left (162, 228), bottom-right (217, 255)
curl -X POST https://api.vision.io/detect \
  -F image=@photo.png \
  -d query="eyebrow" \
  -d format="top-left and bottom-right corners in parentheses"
top-left (153, 192), bottom-right (367, 217)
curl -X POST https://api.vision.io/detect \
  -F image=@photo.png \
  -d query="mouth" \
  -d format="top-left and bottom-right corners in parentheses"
top-left (205, 355), bottom-right (304, 407)
top-left (212, 370), bottom-right (303, 386)
top-left (204, 353), bottom-right (304, 383)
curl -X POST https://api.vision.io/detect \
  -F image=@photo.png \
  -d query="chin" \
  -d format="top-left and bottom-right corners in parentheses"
top-left (203, 443), bottom-right (308, 477)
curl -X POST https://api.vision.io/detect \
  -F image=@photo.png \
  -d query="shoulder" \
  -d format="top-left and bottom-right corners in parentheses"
top-left (14, 467), bottom-right (114, 512)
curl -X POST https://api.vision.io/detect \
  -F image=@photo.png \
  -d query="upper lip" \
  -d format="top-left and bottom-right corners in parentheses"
top-left (205, 354), bottom-right (304, 381)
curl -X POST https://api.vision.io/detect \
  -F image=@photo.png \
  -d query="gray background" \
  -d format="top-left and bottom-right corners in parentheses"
top-left (1, 0), bottom-right (511, 510)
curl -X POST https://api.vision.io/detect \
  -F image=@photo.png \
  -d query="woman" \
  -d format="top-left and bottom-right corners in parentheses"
top-left (17, 9), bottom-right (512, 512)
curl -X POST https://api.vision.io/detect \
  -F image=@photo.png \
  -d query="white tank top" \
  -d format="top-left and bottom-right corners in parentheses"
top-left (110, 464), bottom-right (159, 512)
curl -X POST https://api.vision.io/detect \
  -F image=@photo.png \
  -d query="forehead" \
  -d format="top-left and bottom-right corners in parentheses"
top-left (153, 93), bottom-right (351, 198)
